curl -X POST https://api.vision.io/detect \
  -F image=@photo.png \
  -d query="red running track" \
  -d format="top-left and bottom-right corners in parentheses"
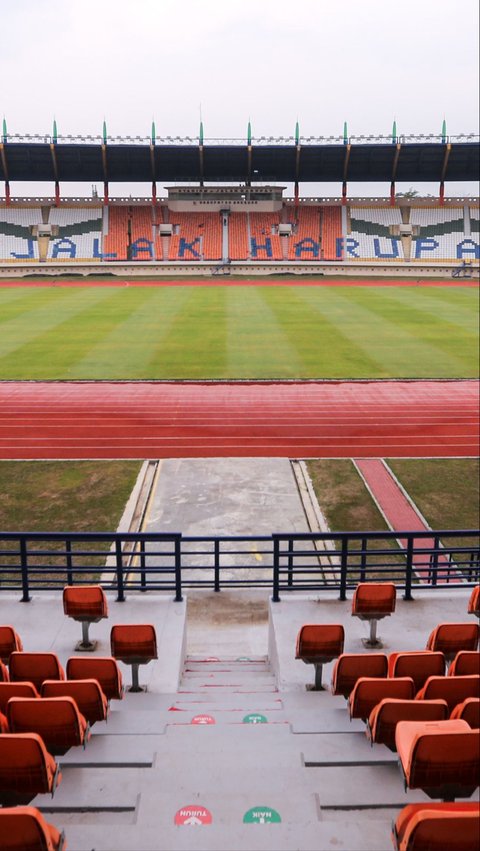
top-left (0, 380), bottom-right (478, 460)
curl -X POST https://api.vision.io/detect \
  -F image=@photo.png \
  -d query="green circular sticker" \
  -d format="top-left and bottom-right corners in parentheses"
top-left (243, 807), bottom-right (281, 824)
top-left (243, 713), bottom-right (267, 724)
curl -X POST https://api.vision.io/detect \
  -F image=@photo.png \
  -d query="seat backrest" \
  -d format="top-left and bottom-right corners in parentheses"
top-left (426, 623), bottom-right (480, 657)
top-left (449, 650), bottom-right (480, 677)
top-left (0, 806), bottom-right (64, 851)
top-left (467, 585), bottom-right (480, 616)
top-left (388, 651), bottom-right (445, 692)
top-left (0, 660), bottom-right (9, 682)
top-left (7, 696), bottom-right (87, 755)
top-left (352, 582), bottom-right (396, 615)
top-left (0, 625), bottom-right (23, 662)
top-left (0, 734), bottom-right (60, 796)
top-left (349, 676), bottom-right (415, 719)
top-left (0, 682), bottom-right (39, 714)
top-left (450, 697), bottom-right (480, 729)
top-left (63, 584), bottom-right (108, 620)
top-left (110, 624), bottom-right (158, 661)
top-left (395, 719), bottom-right (479, 793)
top-left (368, 698), bottom-right (448, 749)
top-left (394, 803), bottom-right (480, 851)
top-left (331, 653), bottom-right (388, 697)
top-left (42, 678), bottom-right (108, 725)
top-left (66, 656), bottom-right (123, 700)
top-left (417, 675), bottom-right (480, 713)
top-left (9, 653), bottom-right (65, 691)
top-left (295, 624), bottom-right (345, 661)
top-left (0, 710), bottom-right (8, 734)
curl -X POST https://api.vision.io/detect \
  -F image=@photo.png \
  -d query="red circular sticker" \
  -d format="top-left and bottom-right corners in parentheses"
top-left (191, 714), bottom-right (215, 725)
top-left (175, 805), bottom-right (212, 825)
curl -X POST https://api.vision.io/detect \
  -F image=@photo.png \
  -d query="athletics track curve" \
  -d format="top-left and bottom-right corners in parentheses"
top-left (0, 379), bottom-right (478, 460)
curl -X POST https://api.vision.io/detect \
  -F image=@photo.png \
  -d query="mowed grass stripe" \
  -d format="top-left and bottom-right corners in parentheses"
top-left (294, 287), bottom-right (476, 378)
top-left (0, 286), bottom-right (61, 319)
top-left (379, 286), bottom-right (479, 334)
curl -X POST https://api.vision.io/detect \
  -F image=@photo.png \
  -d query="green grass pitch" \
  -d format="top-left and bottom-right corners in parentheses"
top-left (0, 284), bottom-right (478, 380)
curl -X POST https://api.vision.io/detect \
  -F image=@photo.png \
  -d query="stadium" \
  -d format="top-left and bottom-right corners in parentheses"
top-left (0, 1), bottom-right (479, 850)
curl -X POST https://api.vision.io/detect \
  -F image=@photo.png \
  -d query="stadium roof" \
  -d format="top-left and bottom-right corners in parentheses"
top-left (0, 136), bottom-right (478, 184)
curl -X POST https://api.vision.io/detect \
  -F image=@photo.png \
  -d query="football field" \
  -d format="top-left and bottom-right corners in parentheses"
top-left (0, 282), bottom-right (478, 380)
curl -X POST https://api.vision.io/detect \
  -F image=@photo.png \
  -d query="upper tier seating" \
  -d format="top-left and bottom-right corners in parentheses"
top-left (249, 213), bottom-right (282, 260)
top-left (392, 802), bottom-right (480, 851)
top-left (450, 697), bottom-right (480, 728)
top-left (0, 207), bottom-right (41, 262)
top-left (367, 698), bottom-right (448, 750)
top-left (47, 207), bottom-right (102, 262)
top-left (228, 213), bottom-right (249, 260)
top-left (129, 206), bottom-right (155, 260)
top-left (348, 676), bottom-right (415, 720)
top-left (0, 806), bottom-right (65, 851)
top-left (348, 206), bottom-right (404, 261)
top-left (0, 625), bottom-right (23, 662)
top-left (331, 652), bottom-right (388, 697)
top-left (0, 682), bottom-right (39, 714)
top-left (395, 719), bottom-right (479, 799)
top-left (41, 679), bottom-right (108, 725)
top-left (66, 656), bottom-right (124, 700)
top-left (415, 674), bottom-right (480, 712)
top-left (388, 651), bottom-right (446, 692)
top-left (426, 623), bottom-right (480, 662)
top-left (63, 585), bottom-right (108, 651)
top-left (448, 650), bottom-right (480, 676)
top-left (286, 206), bottom-right (321, 260)
top-left (0, 733), bottom-right (61, 805)
top-left (110, 624), bottom-right (158, 692)
top-left (9, 653), bottom-right (65, 692)
top-left (321, 207), bottom-right (342, 260)
top-left (102, 206), bottom-right (128, 260)
top-left (468, 585), bottom-right (480, 617)
top-left (351, 582), bottom-right (396, 646)
top-left (7, 696), bottom-right (90, 755)
top-left (169, 212), bottom-right (222, 261)
top-left (410, 207), bottom-right (475, 261)
top-left (295, 624), bottom-right (345, 690)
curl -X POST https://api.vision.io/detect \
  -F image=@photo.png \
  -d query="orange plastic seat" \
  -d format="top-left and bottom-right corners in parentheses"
top-left (0, 710), bottom-right (8, 733)
top-left (295, 624), bottom-right (345, 690)
top-left (0, 682), bottom-right (39, 714)
top-left (388, 651), bottom-right (445, 692)
top-left (66, 656), bottom-right (123, 701)
top-left (110, 624), bottom-right (158, 692)
top-left (348, 676), bottom-right (415, 720)
top-left (63, 585), bottom-right (108, 651)
top-left (448, 650), bottom-right (480, 677)
top-left (416, 675), bottom-right (480, 713)
top-left (396, 719), bottom-right (480, 799)
top-left (7, 696), bottom-right (90, 756)
top-left (0, 625), bottom-right (23, 663)
top-left (426, 623), bottom-right (479, 662)
top-left (467, 585), bottom-right (480, 617)
top-left (351, 582), bottom-right (396, 646)
top-left (0, 806), bottom-right (66, 851)
top-left (367, 698), bottom-right (448, 750)
top-left (42, 679), bottom-right (108, 725)
top-left (0, 660), bottom-right (9, 682)
top-left (9, 653), bottom-right (65, 692)
top-left (392, 802), bottom-right (480, 851)
top-left (450, 697), bottom-right (480, 729)
top-left (331, 653), bottom-right (388, 697)
top-left (0, 733), bottom-right (61, 806)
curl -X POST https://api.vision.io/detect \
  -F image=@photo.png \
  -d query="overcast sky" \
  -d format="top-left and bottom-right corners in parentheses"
top-left (1, 0), bottom-right (478, 197)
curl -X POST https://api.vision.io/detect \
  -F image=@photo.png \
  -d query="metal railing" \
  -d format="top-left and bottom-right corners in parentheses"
top-left (0, 529), bottom-right (478, 603)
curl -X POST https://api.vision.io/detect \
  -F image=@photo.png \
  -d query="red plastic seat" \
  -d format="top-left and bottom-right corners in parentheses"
top-left (63, 585), bottom-right (108, 650)
top-left (295, 624), bottom-right (345, 690)
top-left (0, 682), bottom-right (39, 714)
top-left (416, 675), bottom-right (480, 713)
top-left (395, 719), bottom-right (480, 799)
top-left (348, 676), bottom-right (415, 720)
top-left (0, 660), bottom-right (9, 682)
top-left (450, 697), bottom-right (480, 729)
top-left (0, 806), bottom-right (66, 851)
top-left (7, 696), bottom-right (90, 756)
top-left (0, 733), bottom-right (61, 806)
top-left (0, 625), bottom-right (23, 663)
top-left (367, 698), bottom-right (448, 750)
top-left (388, 651), bottom-right (445, 692)
top-left (467, 585), bottom-right (480, 617)
top-left (9, 653), bottom-right (65, 692)
top-left (331, 653), bottom-right (388, 697)
top-left (426, 623), bottom-right (479, 662)
top-left (110, 624), bottom-right (158, 692)
top-left (42, 679), bottom-right (108, 725)
top-left (448, 650), bottom-right (480, 677)
top-left (392, 802), bottom-right (480, 851)
top-left (66, 656), bottom-right (123, 700)
top-left (351, 582), bottom-right (396, 646)
top-left (0, 710), bottom-right (8, 733)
